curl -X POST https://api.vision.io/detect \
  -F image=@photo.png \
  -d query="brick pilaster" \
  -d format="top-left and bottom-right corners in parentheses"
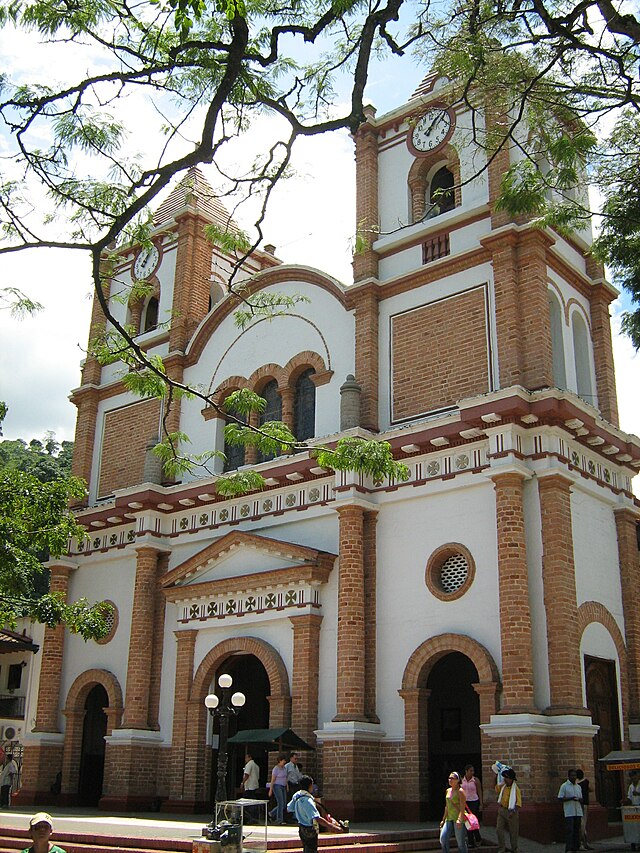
top-left (80, 261), bottom-right (112, 386)
top-left (615, 509), bottom-right (640, 727)
top-left (122, 547), bottom-right (162, 729)
top-left (70, 387), bottom-right (99, 505)
top-left (290, 613), bottom-right (323, 773)
top-left (490, 473), bottom-right (536, 712)
top-left (334, 504), bottom-right (367, 721)
top-left (170, 210), bottom-right (215, 352)
top-left (280, 386), bottom-right (295, 437)
top-left (33, 564), bottom-right (71, 732)
top-left (148, 553), bottom-right (168, 730)
top-left (517, 230), bottom-right (554, 390)
top-left (353, 286), bottom-right (379, 432)
top-left (590, 283), bottom-right (619, 426)
top-left (538, 474), bottom-right (584, 713)
top-left (169, 629), bottom-right (198, 802)
top-left (364, 510), bottom-right (379, 723)
top-left (353, 115), bottom-right (379, 282)
top-left (399, 687), bottom-right (430, 817)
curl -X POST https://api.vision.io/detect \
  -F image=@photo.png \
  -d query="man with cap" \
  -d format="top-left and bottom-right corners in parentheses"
top-left (495, 767), bottom-right (522, 853)
top-left (21, 813), bottom-right (66, 853)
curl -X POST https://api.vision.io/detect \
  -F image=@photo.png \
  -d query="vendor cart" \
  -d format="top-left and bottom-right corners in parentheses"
top-left (599, 750), bottom-right (640, 846)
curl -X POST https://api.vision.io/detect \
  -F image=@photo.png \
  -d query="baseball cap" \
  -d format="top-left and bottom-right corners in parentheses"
top-left (29, 813), bottom-right (53, 829)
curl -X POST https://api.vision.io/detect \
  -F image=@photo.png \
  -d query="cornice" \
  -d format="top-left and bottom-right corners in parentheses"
top-left (163, 562), bottom-right (334, 603)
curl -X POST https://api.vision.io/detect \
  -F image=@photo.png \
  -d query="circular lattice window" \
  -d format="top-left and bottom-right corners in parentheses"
top-left (426, 544), bottom-right (475, 601)
top-left (95, 601), bottom-right (119, 645)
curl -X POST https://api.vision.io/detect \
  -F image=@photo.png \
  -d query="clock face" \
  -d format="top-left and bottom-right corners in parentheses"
top-left (410, 108), bottom-right (453, 154)
top-left (133, 244), bottom-right (160, 280)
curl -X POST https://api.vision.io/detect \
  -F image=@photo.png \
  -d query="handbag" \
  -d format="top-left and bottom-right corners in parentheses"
top-left (464, 810), bottom-right (480, 832)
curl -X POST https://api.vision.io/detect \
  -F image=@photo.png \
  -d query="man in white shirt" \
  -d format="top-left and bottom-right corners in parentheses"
top-left (242, 752), bottom-right (260, 796)
top-left (558, 768), bottom-right (583, 853)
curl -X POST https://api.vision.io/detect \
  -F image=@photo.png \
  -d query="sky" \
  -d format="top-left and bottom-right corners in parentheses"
top-left (0, 20), bottom-right (638, 488)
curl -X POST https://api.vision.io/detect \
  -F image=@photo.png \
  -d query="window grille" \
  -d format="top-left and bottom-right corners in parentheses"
top-left (439, 553), bottom-right (469, 593)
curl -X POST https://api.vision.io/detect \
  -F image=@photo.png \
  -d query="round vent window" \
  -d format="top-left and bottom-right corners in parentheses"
top-left (426, 544), bottom-right (475, 601)
top-left (95, 601), bottom-right (119, 645)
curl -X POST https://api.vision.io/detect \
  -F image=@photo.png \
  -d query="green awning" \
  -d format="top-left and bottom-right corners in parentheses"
top-left (227, 728), bottom-right (315, 751)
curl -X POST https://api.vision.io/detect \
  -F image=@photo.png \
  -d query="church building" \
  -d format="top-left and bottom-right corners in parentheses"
top-left (16, 72), bottom-right (640, 839)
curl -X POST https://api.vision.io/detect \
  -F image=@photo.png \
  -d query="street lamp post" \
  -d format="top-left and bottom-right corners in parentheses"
top-left (205, 673), bottom-right (246, 805)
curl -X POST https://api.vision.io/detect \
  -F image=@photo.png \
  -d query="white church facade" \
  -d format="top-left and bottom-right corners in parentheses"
top-left (15, 73), bottom-right (640, 841)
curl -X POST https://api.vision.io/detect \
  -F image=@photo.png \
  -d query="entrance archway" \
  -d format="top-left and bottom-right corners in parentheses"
top-left (426, 653), bottom-right (481, 817)
top-left (78, 684), bottom-right (108, 805)
top-left (208, 654), bottom-right (271, 805)
top-left (400, 634), bottom-right (499, 820)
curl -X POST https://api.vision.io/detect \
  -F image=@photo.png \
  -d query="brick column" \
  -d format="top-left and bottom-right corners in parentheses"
top-left (538, 474), bottom-right (584, 713)
top-left (399, 687), bottom-right (430, 820)
top-left (280, 387), bottom-right (295, 436)
top-left (33, 564), bottom-right (72, 732)
top-left (353, 113), bottom-right (379, 282)
top-left (122, 546), bottom-right (162, 729)
top-left (170, 209), bottom-right (215, 351)
top-left (290, 614), bottom-right (323, 742)
top-left (80, 261), bottom-right (111, 386)
top-left (167, 629), bottom-right (198, 804)
top-left (517, 230), bottom-right (554, 391)
top-left (490, 473), bottom-right (536, 712)
top-left (334, 505), bottom-right (367, 722)
top-left (70, 387), bottom-right (99, 506)
top-left (353, 285), bottom-right (379, 432)
top-left (590, 283), bottom-right (619, 426)
top-left (483, 232), bottom-right (523, 388)
top-left (615, 509), bottom-right (640, 729)
top-left (364, 510), bottom-right (379, 723)
top-left (148, 553), bottom-right (168, 730)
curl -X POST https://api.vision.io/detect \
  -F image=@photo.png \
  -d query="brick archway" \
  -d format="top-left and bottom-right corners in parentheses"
top-left (180, 637), bottom-right (291, 806)
top-left (577, 601), bottom-right (629, 730)
top-left (399, 634), bottom-right (500, 820)
top-left (60, 669), bottom-right (123, 798)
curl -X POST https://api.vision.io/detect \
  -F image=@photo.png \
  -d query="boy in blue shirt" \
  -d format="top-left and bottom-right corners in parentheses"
top-left (287, 776), bottom-right (345, 853)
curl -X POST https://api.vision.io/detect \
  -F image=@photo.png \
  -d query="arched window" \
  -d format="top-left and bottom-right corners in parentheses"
top-left (258, 379), bottom-right (282, 463)
top-left (549, 292), bottom-right (566, 389)
top-left (223, 397), bottom-right (246, 473)
top-left (572, 312), bottom-right (594, 403)
top-left (426, 167), bottom-right (455, 218)
top-left (294, 368), bottom-right (316, 442)
top-left (142, 296), bottom-right (159, 333)
top-left (208, 281), bottom-right (224, 312)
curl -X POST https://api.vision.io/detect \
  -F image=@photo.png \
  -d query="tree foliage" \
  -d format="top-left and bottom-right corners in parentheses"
top-left (0, 408), bottom-right (110, 640)
top-left (0, 0), bottom-right (639, 490)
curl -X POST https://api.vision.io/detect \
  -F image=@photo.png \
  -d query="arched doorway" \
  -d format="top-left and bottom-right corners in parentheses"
top-left (208, 654), bottom-right (271, 807)
top-left (77, 684), bottom-right (108, 806)
top-left (426, 652), bottom-right (481, 817)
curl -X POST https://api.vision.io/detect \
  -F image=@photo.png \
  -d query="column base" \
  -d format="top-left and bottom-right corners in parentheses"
top-left (102, 729), bottom-right (164, 805)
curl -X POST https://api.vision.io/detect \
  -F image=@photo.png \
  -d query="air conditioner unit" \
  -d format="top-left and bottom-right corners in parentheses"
top-left (0, 725), bottom-right (20, 741)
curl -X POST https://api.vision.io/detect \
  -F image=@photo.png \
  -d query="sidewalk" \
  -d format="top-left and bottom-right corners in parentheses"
top-left (0, 806), bottom-right (632, 851)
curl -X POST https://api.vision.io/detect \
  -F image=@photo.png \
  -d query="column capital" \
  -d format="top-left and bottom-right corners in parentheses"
top-left (289, 613), bottom-right (323, 629)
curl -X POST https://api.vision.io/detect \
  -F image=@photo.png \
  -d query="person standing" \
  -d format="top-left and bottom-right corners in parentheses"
top-left (558, 768), bottom-right (583, 853)
top-left (0, 753), bottom-right (18, 807)
top-left (495, 767), bottom-right (521, 853)
top-left (241, 752), bottom-right (260, 797)
top-left (287, 775), bottom-right (345, 853)
top-left (440, 771), bottom-right (468, 853)
top-left (20, 813), bottom-right (66, 853)
top-left (576, 769), bottom-right (592, 850)
top-left (267, 754), bottom-right (288, 825)
top-left (462, 764), bottom-right (483, 848)
top-left (627, 770), bottom-right (640, 805)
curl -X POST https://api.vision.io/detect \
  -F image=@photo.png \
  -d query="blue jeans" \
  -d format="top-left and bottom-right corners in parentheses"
top-left (270, 784), bottom-right (287, 823)
top-left (441, 819), bottom-right (467, 853)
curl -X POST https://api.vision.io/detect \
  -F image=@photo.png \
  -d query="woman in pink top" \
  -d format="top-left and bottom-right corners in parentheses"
top-left (461, 764), bottom-right (483, 848)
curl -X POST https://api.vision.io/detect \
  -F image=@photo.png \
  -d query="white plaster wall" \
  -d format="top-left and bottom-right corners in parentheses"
top-left (60, 552), bottom-right (137, 725)
top-left (572, 484), bottom-right (624, 628)
top-left (378, 261), bottom-right (496, 430)
top-left (23, 620), bottom-right (45, 736)
top-left (375, 478), bottom-right (501, 739)
top-left (523, 476), bottom-right (551, 710)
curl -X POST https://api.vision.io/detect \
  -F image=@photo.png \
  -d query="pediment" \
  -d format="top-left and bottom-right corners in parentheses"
top-left (161, 530), bottom-right (336, 593)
